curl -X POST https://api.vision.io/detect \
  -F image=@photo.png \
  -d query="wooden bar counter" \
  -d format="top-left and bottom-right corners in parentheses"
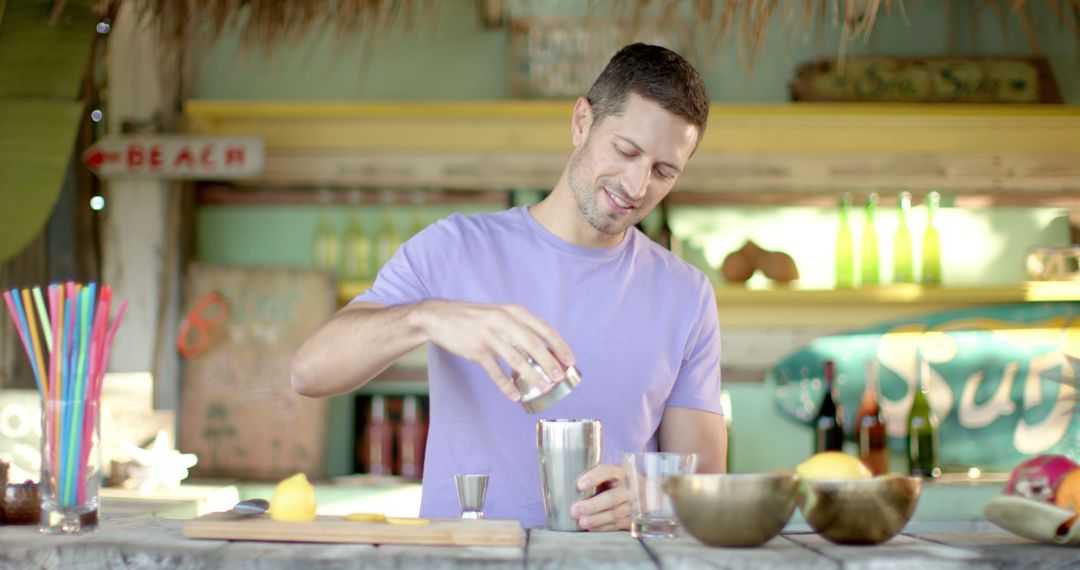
top-left (2, 514), bottom-right (1078, 569)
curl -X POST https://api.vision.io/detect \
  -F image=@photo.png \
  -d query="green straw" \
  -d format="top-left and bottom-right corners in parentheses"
top-left (32, 286), bottom-right (52, 353)
top-left (63, 286), bottom-right (93, 506)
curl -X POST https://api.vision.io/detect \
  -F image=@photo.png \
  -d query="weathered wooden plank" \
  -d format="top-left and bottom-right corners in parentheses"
top-left (783, 532), bottom-right (994, 570)
top-left (525, 529), bottom-right (656, 570)
top-left (908, 531), bottom-right (1080, 570)
top-left (367, 544), bottom-right (524, 570)
top-left (640, 533), bottom-right (839, 570)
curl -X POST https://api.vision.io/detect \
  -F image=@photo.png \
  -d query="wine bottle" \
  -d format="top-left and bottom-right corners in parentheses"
top-left (907, 357), bottom-right (940, 478)
top-left (861, 193), bottom-right (880, 286)
top-left (360, 395), bottom-right (394, 476)
top-left (836, 193), bottom-right (855, 289)
top-left (341, 190), bottom-right (372, 280)
top-left (312, 190), bottom-right (340, 272)
top-left (395, 396), bottom-right (427, 479)
top-left (922, 191), bottom-right (942, 286)
top-left (855, 360), bottom-right (888, 475)
top-left (893, 192), bottom-right (914, 283)
top-left (814, 361), bottom-right (845, 453)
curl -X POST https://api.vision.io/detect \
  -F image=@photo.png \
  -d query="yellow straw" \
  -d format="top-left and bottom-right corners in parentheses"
top-left (21, 289), bottom-right (47, 400)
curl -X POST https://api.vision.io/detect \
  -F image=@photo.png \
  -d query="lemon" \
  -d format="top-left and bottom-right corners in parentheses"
top-left (345, 512), bottom-right (387, 522)
top-left (386, 517), bottom-right (430, 525)
top-left (796, 452), bottom-right (872, 480)
top-left (269, 473), bottom-right (317, 522)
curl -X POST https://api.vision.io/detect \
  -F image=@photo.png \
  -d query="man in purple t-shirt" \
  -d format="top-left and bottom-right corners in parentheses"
top-left (292, 43), bottom-right (727, 531)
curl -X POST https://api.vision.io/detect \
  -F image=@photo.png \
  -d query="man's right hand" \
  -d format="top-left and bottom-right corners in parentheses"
top-left (411, 300), bottom-right (575, 402)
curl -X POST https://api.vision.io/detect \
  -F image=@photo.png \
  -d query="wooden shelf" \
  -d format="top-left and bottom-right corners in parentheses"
top-left (339, 280), bottom-right (1077, 330)
top-left (184, 101), bottom-right (1080, 196)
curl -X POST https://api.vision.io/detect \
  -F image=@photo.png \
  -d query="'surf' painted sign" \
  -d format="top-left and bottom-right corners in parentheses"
top-left (770, 302), bottom-right (1080, 470)
top-left (82, 136), bottom-right (265, 179)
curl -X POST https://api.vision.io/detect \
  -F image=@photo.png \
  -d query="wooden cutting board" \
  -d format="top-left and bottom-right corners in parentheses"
top-left (182, 513), bottom-right (523, 547)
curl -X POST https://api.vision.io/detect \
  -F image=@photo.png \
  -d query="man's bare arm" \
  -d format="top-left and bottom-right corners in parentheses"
top-left (290, 301), bottom-right (429, 397)
top-left (290, 299), bottom-right (576, 400)
top-left (658, 406), bottom-right (728, 473)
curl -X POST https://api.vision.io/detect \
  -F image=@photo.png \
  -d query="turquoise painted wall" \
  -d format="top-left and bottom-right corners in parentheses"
top-left (195, 0), bottom-right (1080, 103)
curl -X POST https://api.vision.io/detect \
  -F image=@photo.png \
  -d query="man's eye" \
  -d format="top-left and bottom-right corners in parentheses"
top-left (655, 168), bottom-right (674, 181)
top-left (615, 146), bottom-right (634, 158)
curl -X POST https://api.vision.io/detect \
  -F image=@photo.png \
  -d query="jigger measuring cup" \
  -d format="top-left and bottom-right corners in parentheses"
top-left (511, 349), bottom-right (582, 414)
top-left (536, 419), bottom-right (602, 531)
top-left (454, 474), bottom-right (489, 519)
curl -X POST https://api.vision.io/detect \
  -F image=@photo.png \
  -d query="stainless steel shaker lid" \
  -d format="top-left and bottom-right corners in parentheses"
top-left (517, 364), bottom-right (582, 414)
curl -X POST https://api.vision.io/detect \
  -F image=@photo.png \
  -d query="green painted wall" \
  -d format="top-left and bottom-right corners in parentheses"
top-left (195, 0), bottom-right (1080, 103)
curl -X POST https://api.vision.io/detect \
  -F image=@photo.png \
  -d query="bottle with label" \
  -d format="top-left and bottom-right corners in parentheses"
top-left (893, 191), bottom-right (914, 283)
top-left (836, 193), bottom-right (855, 289)
top-left (861, 193), bottom-right (880, 286)
top-left (855, 360), bottom-right (888, 475)
top-left (814, 361), bottom-right (845, 453)
top-left (360, 395), bottom-right (394, 476)
top-left (907, 357), bottom-right (941, 478)
top-left (396, 396), bottom-right (427, 480)
top-left (341, 190), bottom-right (372, 280)
top-left (922, 191), bottom-right (942, 286)
top-left (311, 190), bottom-right (340, 272)
top-left (373, 191), bottom-right (401, 275)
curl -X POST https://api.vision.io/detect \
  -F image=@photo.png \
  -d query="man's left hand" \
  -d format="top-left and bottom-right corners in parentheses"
top-left (570, 463), bottom-right (630, 531)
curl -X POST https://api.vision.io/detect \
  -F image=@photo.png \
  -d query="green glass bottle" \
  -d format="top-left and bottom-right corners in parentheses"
top-left (921, 191), bottom-right (942, 286)
top-left (408, 191), bottom-right (429, 239)
top-left (836, 194), bottom-right (855, 289)
top-left (374, 191), bottom-right (401, 274)
top-left (893, 192), bottom-right (914, 283)
top-left (906, 357), bottom-right (940, 478)
top-left (312, 190), bottom-right (340, 272)
top-left (341, 191), bottom-right (372, 281)
top-left (861, 193), bottom-right (880, 286)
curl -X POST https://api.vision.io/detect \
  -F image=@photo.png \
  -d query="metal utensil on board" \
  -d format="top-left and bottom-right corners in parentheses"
top-left (454, 474), bottom-right (489, 519)
top-left (511, 349), bottom-right (582, 414)
top-left (222, 498), bottom-right (269, 518)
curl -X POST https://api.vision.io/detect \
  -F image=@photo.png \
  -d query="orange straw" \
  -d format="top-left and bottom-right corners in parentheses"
top-left (21, 289), bottom-right (48, 400)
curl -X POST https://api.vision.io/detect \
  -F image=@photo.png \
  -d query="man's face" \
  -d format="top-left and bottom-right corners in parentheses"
top-left (567, 93), bottom-right (699, 237)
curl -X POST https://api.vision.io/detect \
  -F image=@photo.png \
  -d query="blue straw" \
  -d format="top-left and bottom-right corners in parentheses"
top-left (60, 288), bottom-right (78, 507)
top-left (9, 291), bottom-right (44, 393)
top-left (65, 284), bottom-right (94, 506)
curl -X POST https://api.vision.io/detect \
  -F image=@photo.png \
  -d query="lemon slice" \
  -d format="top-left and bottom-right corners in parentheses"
top-left (344, 512), bottom-right (387, 522)
top-left (386, 517), bottom-right (430, 525)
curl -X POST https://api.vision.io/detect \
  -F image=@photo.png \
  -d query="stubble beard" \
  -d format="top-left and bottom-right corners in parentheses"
top-left (567, 142), bottom-right (639, 237)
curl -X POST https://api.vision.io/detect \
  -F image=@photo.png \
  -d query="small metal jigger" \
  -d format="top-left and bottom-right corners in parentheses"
top-left (454, 474), bottom-right (489, 520)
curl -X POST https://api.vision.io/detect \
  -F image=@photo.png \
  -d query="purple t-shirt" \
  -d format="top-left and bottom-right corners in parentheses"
top-left (355, 206), bottom-right (722, 527)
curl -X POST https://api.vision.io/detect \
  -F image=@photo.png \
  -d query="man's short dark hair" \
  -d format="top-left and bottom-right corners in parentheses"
top-left (586, 43), bottom-right (709, 139)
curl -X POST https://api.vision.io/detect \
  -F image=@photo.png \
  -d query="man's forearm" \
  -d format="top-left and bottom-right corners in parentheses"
top-left (290, 301), bottom-right (430, 397)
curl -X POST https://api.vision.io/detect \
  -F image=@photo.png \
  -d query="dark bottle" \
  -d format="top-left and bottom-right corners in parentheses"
top-left (360, 395), bottom-right (394, 476)
top-left (814, 361), bottom-right (845, 453)
top-left (907, 358), bottom-right (940, 478)
top-left (395, 396), bottom-right (427, 480)
top-left (855, 360), bottom-right (888, 475)
top-left (656, 200), bottom-right (681, 256)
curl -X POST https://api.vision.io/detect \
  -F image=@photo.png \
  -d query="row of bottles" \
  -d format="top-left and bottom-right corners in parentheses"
top-left (357, 395), bottom-right (428, 479)
top-left (835, 191), bottom-right (942, 288)
top-left (312, 190), bottom-right (430, 280)
top-left (813, 359), bottom-right (939, 478)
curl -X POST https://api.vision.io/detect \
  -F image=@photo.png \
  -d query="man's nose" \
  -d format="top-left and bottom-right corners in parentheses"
top-left (622, 163), bottom-right (651, 200)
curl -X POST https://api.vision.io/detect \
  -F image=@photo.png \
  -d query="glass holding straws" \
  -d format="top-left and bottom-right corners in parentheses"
top-left (2, 283), bottom-right (126, 534)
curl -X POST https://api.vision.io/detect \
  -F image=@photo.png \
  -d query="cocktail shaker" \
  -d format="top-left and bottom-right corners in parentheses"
top-left (512, 351), bottom-right (582, 414)
top-left (536, 419), bottom-right (602, 531)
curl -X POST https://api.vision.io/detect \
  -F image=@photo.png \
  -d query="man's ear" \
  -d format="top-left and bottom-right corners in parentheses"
top-left (570, 97), bottom-right (593, 147)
